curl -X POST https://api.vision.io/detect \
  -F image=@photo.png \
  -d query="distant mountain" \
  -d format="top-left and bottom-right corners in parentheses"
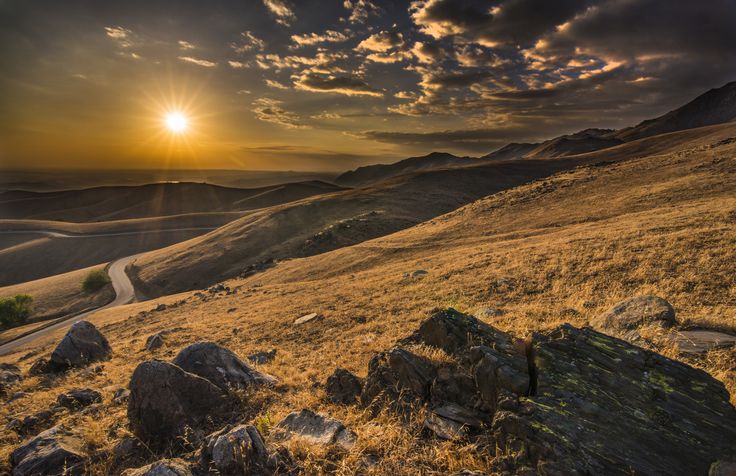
top-left (524, 128), bottom-right (623, 159)
top-left (616, 81), bottom-right (736, 141)
top-left (481, 142), bottom-right (539, 161)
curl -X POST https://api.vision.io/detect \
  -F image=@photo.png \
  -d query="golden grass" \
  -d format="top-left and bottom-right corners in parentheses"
top-left (0, 128), bottom-right (734, 474)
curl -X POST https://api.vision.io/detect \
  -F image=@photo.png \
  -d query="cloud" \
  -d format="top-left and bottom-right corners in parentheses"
top-left (366, 50), bottom-right (412, 64)
top-left (291, 30), bottom-right (352, 47)
top-left (293, 71), bottom-right (383, 96)
top-left (178, 56), bottom-right (217, 67)
top-left (178, 40), bottom-right (196, 50)
top-left (262, 0), bottom-right (296, 26)
top-left (343, 0), bottom-right (382, 23)
top-left (455, 43), bottom-right (499, 67)
top-left (265, 78), bottom-right (289, 89)
top-left (231, 31), bottom-right (266, 54)
top-left (228, 60), bottom-right (251, 69)
top-left (356, 30), bottom-right (405, 52)
top-left (104, 26), bottom-right (135, 48)
top-left (252, 98), bottom-right (306, 128)
top-left (256, 51), bottom-right (347, 72)
top-left (411, 41), bottom-right (449, 64)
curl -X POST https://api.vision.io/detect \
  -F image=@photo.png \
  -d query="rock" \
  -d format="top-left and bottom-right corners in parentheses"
top-left (9, 410), bottom-right (58, 437)
top-left (411, 270), bottom-right (428, 279)
top-left (202, 424), bottom-right (270, 475)
top-left (112, 388), bottom-right (130, 404)
top-left (127, 360), bottom-right (235, 447)
top-left (361, 308), bottom-right (736, 475)
top-left (247, 349), bottom-right (277, 365)
top-left (710, 460), bottom-right (736, 476)
top-left (591, 295), bottom-right (676, 331)
top-left (670, 329), bottom-right (736, 355)
top-left (50, 320), bottom-right (112, 369)
top-left (56, 388), bottom-right (102, 410)
top-left (155, 303), bottom-right (167, 312)
top-left (477, 307), bottom-right (505, 318)
top-left (0, 363), bottom-right (22, 396)
top-left (276, 409), bottom-right (356, 450)
top-left (294, 312), bottom-right (322, 325)
top-left (121, 458), bottom-right (193, 476)
top-left (145, 333), bottom-right (164, 351)
top-left (173, 341), bottom-right (276, 391)
top-left (325, 368), bottom-right (362, 404)
top-left (9, 391), bottom-right (27, 402)
top-left (10, 426), bottom-right (87, 476)
top-left (111, 436), bottom-right (144, 464)
top-left (28, 358), bottom-right (53, 376)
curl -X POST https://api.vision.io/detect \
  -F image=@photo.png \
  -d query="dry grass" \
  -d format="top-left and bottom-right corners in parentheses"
top-left (0, 125), bottom-right (735, 474)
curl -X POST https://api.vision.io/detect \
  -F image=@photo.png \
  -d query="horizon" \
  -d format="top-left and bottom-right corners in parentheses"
top-left (2, 1), bottom-right (736, 172)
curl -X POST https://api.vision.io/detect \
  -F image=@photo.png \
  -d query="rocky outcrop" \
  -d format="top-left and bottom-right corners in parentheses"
top-left (362, 308), bottom-right (736, 474)
top-left (276, 409), bottom-right (356, 450)
top-left (172, 342), bottom-right (275, 391)
top-left (325, 368), bottom-right (362, 404)
top-left (49, 320), bottom-right (112, 370)
top-left (121, 458), bottom-right (193, 476)
top-left (591, 295), bottom-right (676, 331)
top-left (56, 388), bottom-right (102, 410)
top-left (202, 425), bottom-right (271, 476)
top-left (10, 426), bottom-right (87, 476)
top-left (127, 360), bottom-right (235, 447)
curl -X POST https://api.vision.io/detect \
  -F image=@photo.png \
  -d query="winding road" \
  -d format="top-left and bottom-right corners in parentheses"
top-left (0, 253), bottom-right (143, 356)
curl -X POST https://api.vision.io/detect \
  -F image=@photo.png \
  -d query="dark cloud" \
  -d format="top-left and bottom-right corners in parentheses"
top-left (293, 71), bottom-right (383, 96)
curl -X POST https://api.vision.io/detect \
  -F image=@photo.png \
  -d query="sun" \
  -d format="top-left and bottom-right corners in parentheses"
top-left (164, 112), bottom-right (188, 133)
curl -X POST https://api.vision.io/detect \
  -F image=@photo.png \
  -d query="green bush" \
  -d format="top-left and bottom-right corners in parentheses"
top-left (0, 294), bottom-right (33, 330)
top-left (82, 269), bottom-right (111, 293)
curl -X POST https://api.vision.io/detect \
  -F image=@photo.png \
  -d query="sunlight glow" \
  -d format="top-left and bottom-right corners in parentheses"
top-left (164, 112), bottom-right (188, 133)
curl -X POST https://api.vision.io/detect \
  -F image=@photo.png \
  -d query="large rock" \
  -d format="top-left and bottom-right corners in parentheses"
top-left (127, 360), bottom-right (235, 447)
top-left (121, 458), bottom-right (193, 476)
top-left (50, 320), bottom-right (111, 369)
top-left (10, 426), bottom-right (87, 476)
top-left (325, 368), bottom-right (362, 404)
top-left (362, 308), bottom-right (736, 474)
top-left (591, 295), bottom-right (676, 332)
top-left (172, 342), bottom-right (275, 391)
top-left (202, 424), bottom-right (270, 475)
top-left (276, 409), bottom-right (356, 450)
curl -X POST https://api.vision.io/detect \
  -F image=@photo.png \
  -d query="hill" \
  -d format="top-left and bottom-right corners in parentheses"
top-left (0, 181), bottom-right (344, 222)
top-left (334, 152), bottom-right (478, 187)
top-left (616, 81), bottom-right (736, 141)
top-left (1, 122), bottom-right (734, 475)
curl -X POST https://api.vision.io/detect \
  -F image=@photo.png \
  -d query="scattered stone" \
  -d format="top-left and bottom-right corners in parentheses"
top-left (294, 312), bottom-right (322, 325)
top-left (0, 363), bottom-right (22, 396)
top-left (202, 424), bottom-right (270, 475)
top-left (208, 283), bottom-right (230, 294)
top-left (127, 360), bottom-right (235, 447)
top-left (111, 436), bottom-right (144, 465)
top-left (591, 295), bottom-right (676, 332)
top-left (112, 388), bottom-right (130, 404)
top-left (9, 391), bottom-right (27, 402)
top-left (477, 307), bottom-right (505, 318)
top-left (145, 333), bottom-right (164, 351)
top-left (8, 409), bottom-right (58, 437)
top-left (410, 270), bottom-right (428, 279)
top-left (240, 259), bottom-right (276, 278)
top-left (10, 426), bottom-right (87, 476)
top-left (121, 458), bottom-right (193, 476)
top-left (670, 329), bottom-right (736, 355)
top-left (28, 358), bottom-right (53, 376)
top-left (276, 409), bottom-right (356, 450)
top-left (56, 388), bottom-right (102, 410)
top-left (173, 342), bottom-right (276, 391)
top-left (325, 368), bottom-right (362, 404)
top-left (247, 349), bottom-right (277, 365)
top-left (154, 303), bottom-right (167, 312)
top-left (50, 320), bottom-right (112, 370)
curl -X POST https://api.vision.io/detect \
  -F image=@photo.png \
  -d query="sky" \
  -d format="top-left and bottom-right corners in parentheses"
top-left (1, 0), bottom-right (735, 172)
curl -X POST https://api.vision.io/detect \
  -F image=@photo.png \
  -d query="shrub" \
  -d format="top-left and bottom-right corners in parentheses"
top-left (0, 294), bottom-right (33, 330)
top-left (82, 269), bottom-right (111, 293)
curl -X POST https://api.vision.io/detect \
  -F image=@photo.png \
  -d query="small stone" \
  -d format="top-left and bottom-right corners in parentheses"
top-left (247, 349), bottom-right (277, 365)
top-left (325, 368), bottom-right (362, 404)
top-left (477, 307), bottom-right (505, 318)
top-left (155, 303), bottom-right (167, 312)
top-left (411, 270), bottom-right (428, 279)
top-left (121, 458), bottom-right (193, 476)
top-left (112, 388), bottom-right (130, 404)
top-left (294, 312), bottom-right (323, 325)
top-left (145, 333), bottom-right (164, 351)
top-left (276, 409), bottom-right (356, 450)
top-left (56, 388), bottom-right (102, 410)
top-left (202, 424), bottom-right (270, 475)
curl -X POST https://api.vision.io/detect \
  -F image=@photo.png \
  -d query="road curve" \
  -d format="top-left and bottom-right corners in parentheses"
top-left (0, 253), bottom-right (144, 356)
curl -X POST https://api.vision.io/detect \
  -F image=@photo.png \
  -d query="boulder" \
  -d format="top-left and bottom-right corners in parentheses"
top-left (10, 426), bottom-right (87, 476)
top-left (56, 388), bottom-right (102, 410)
top-left (361, 308), bottom-right (736, 475)
top-left (121, 458), bottom-right (193, 476)
top-left (127, 360), bottom-right (235, 447)
top-left (50, 320), bottom-right (112, 369)
top-left (145, 333), bottom-right (164, 351)
top-left (276, 409), bottom-right (356, 450)
top-left (669, 329), bottom-right (736, 355)
top-left (325, 368), bottom-right (362, 404)
top-left (28, 358), bottom-right (53, 376)
top-left (202, 424), bottom-right (270, 475)
top-left (172, 342), bottom-right (276, 391)
top-left (591, 295), bottom-right (676, 332)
